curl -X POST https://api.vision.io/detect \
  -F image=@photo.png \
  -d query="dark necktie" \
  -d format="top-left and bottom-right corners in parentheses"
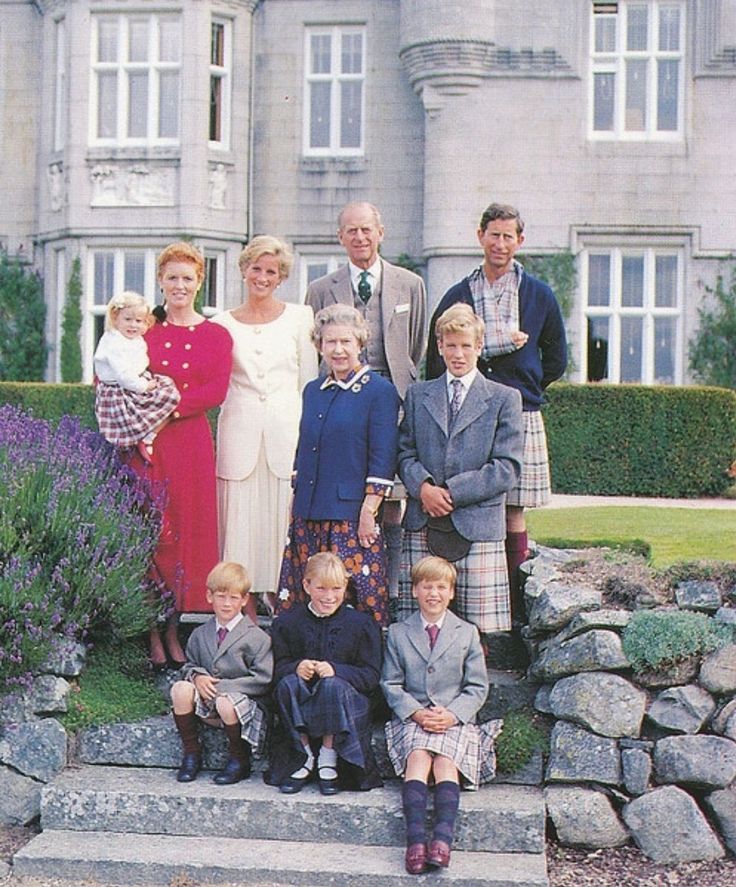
top-left (216, 626), bottom-right (228, 647)
top-left (358, 270), bottom-right (372, 304)
top-left (449, 378), bottom-right (463, 426)
top-left (426, 624), bottom-right (439, 650)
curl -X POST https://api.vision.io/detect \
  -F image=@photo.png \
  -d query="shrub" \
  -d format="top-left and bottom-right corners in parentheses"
top-left (0, 405), bottom-right (169, 690)
top-left (60, 641), bottom-right (168, 732)
top-left (0, 382), bottom-right (96, 429)
top-left (60, 257), bottom-right (83, 383)
top-left (545, 383), bottom-right (736, 497)
top-left (622, 609), bottom-right (730, 673)
top-left (495, 708), bottom-right (548, 775)
top-left (0, 253), bottom-right (47, 381)
top-left (688, 266), bottom-right (736, 389)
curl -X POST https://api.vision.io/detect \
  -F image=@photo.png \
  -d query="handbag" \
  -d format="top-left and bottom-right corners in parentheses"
top-left (426, 515), bottom-right (471, 562)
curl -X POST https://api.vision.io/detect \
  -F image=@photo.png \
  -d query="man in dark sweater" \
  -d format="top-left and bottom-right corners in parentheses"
top-left (426, 203), bottom-right (567, 621)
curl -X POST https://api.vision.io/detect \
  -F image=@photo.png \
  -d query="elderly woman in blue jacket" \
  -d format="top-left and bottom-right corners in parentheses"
top-left (275, 304), bottom-right (400, 626)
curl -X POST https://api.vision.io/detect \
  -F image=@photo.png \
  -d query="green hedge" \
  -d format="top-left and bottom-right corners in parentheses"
top-left (0, 382), bottom-right (96, 428)
top-left (3, 381), bottom-right (735, 498)
top-left (545, 383), bottom-right (736, 498)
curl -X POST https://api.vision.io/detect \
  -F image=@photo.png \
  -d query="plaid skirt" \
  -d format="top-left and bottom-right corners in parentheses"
top-left (193, 688), bottom-right (267, 756)
top-left (385, 717), bottom-right (502, 790)
top-left (95, 375), bottom-right (180, 447)
top-left (397, 529), bottom-right (511, 633)
top-left (506, 410), bottom-right (551, 508)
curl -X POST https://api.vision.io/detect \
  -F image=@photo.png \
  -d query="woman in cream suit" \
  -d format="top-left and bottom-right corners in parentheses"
top-left (212, 237), bottom-right (318, 620)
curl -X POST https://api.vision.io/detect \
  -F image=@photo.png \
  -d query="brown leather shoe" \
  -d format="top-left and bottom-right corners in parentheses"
top-left (426, 839), bottom-right (451, 868)
top-left (404, 843), bottom-right (427, 875)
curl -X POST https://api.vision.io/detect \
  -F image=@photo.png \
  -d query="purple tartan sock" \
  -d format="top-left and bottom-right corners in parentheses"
top-left (402, 779), bottom-right (429, 846)
top-left (432, 780), bottom-right (460, 847)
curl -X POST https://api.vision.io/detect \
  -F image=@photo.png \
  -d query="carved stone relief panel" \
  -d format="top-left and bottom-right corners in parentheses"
top-left (89, 163), bottom-right (176, 207)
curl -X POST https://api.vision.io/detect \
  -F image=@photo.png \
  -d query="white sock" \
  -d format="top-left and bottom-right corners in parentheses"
top-left (318, 745), bottom-right (338, 778)
top-left (290, 745), bottom-right (314, 780)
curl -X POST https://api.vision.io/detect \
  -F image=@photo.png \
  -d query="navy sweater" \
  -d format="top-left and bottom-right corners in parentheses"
top-left (426, 271), bottom-right (567, 411)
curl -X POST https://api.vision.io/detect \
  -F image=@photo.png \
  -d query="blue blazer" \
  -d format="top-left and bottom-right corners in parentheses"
top-left (399, 373), bottom-right (523, 541)
top-left (292, 368), bottom-right (400, 521)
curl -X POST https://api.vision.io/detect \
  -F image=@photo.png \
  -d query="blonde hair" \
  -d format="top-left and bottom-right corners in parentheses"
top-left (435, 303), bottom-right (485, 346)
top-left (104, 291), bottom-right (153, 333)
top-left (410, 556), bottom-right (457, 589)
top-left (303, 552), bottom-right (349, 588)
top-left (206, 561), bottom-right (252, 597)
top-left (238, 235), bottom-right (294, 279)
top-left (157, 241), bottom-right (205, 284)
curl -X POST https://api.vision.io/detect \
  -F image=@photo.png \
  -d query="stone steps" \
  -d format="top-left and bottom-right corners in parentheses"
top-left (14, 765), bottom-right (549, 885)
top-left (14, 831), bottom-right (549, 887)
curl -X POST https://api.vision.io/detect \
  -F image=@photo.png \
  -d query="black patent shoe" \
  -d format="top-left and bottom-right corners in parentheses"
top-left (213, 757), bottom-right (251, 785)
top-left (176, 753), bottom-right (201, 783)
top-left (317, 765), bottom-right (340, 796)
top-left (279, 774), bottom-right (310, 794)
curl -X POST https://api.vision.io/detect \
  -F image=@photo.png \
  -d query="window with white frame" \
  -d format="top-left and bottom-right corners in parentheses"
top-left (590, 1), bottom-right (684, 138)
top-left (209, 19), bottom-right (231, 146)
top-left (300, 255), bottom-right (343, 301)
top-left (85, 248), bottom-right (160, 379)
top-left (201, 253), bottom-right (226, 315)
top-left (582, 247), bottom-right (681, 384)
top-left (304, 27), bottom-right (365, 155)
top-left (54, 19), bottom-right (67, 151)
top-left (91, 14), bottom-right (181, 145)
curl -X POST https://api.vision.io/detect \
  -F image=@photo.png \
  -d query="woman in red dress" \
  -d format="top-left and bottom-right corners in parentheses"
top-left (141, 242), bottom-right (232, 668)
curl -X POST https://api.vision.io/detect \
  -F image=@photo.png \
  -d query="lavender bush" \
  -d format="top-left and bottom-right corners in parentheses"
top-left (0, 404), bottom-right (167, 690)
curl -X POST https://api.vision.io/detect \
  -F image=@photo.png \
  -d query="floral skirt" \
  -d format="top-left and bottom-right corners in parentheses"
top-left (276, 517), bottom-right (389, 626)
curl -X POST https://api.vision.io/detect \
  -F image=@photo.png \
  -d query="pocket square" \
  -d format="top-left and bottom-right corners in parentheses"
top-left (394, 303), bottom-right (410, 314)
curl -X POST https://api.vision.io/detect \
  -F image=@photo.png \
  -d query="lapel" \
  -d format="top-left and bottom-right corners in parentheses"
top-left (405, 611), bottom-right (431, 662)
top-left (329, 264), bottom-right (354, 306)
top-left (450, 374), bottom-right (493, 439)
top-left (429, 610), bottom-right (460, 662)
top-left (378, 259), bottom-right (400, 328)
top-left (214, 616), bottom-right (248, 660)
top-left (422, 377), bottom-right (450, 437)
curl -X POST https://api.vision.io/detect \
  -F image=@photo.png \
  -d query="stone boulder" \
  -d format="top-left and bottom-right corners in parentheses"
top-left (78, 715), bottom-right (229, 769)
top-left (0, 719), bottom-right (67, 782)
top-left (546, 609), bottom-right (631, 647)
top-left (548, 672), bottom-right (646, 738)
top-left (527, 583), bottom-right (602, 634)
top-left (29, 675), bottom-right (70, 714)
top-left (622, 785), bottom-right (724, 863)
top-left (545, 785), bottom-right (628, 849)
top-left (704, 786), bottom-right (736, 855)
top-left (675, 580), bottom-right (722, 613)
top-left (654, 734), bottom-right (736, 789)
top-left (531, 630), bottom-right (629, 681)
top-left (712, 699), bottom-right (736, 741)
top-left (546, 721), bottom-right (621, 785)
top-left (42, 640), bottom-right (87, 677)
top-left (621, 747), bottom-right (652, 796)
top-left (0, 765), bottom-right (42, 826)
top-left (699, 644), bottom-right (736, 695)
top-left (714, 606), bottom-right (736, 628)
top-left (647, 685), bottom-right (716, 734)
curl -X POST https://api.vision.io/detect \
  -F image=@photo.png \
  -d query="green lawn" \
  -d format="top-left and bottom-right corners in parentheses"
top-left (526, 507), bottom-right (736, 567)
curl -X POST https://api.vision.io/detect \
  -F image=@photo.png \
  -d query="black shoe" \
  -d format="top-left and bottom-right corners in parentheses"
top-left (317, 765), bottom-right (340, 796)
top-left (213, 757), bottom-right (251, 785)
top-left (176, 753), bottom-right (201, 783)
top-left (279, 774), bottom-right (310, 794)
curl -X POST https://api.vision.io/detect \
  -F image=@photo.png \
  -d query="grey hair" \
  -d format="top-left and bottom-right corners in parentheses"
top-left (311, 304), bottom-right (369, 349)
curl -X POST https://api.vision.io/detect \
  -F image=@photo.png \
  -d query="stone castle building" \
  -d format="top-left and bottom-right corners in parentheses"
top-left (1, 0), bottom-right (734, 384)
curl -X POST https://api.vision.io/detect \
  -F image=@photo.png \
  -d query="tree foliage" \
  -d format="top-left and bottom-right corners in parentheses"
top-left (689, 266), bottom-right (736, 389)
top-left (0, 253), bottom-right (47, 381)
top-left (60, 256), bottom-right (83, 382)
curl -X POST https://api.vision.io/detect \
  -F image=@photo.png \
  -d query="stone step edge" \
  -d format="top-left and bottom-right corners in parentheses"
top-left (40, 766), bottom-right (547, 855)
top-left (14, 831), bottom-right (549, 887)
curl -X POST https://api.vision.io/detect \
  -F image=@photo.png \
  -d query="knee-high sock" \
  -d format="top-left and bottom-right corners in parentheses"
top-left (505, 530), bottom-right (529, 623)
top-left (223, 721), bottom-right (249, 762)
top-left (402, 779), bottom-right (429, 846)
top-left (432, 781), bottom-right (460, 847)
top-left (173, 712), bottom-right (201, 756)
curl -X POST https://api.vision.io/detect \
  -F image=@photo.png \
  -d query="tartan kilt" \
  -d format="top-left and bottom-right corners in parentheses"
top-left (95, 375), bottom-right (180, 447)
top-left (193, 688), bottom-right (268, 757)
top-left (506, 410), bottom-right (551, 508)
top-left (385, 716), bottom-right (502, 790)
top-left (397, 529), bottom-right (511, 633)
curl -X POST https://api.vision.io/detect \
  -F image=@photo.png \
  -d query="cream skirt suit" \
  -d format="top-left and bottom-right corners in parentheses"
top-left (212, 304), bottom-right (318, 595)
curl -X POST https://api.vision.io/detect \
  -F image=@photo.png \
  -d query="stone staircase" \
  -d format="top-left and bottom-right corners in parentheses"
top-left (14, 761), bottom-right (548, 885)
